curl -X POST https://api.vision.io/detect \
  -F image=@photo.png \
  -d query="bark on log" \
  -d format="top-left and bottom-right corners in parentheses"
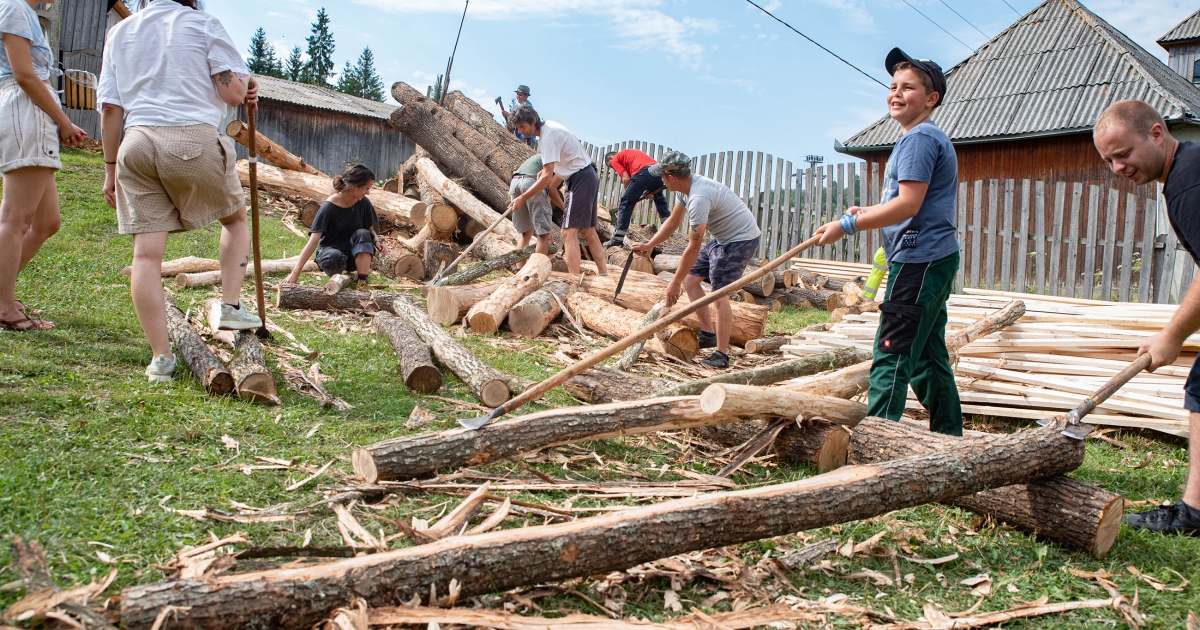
top-left (563, 367), bottom-right (674, 404)
top-left (277, 284), bottom-right (410, 314)
top-left (848, 418), bottom-right (1121, 558)
top-left (507, 280), bottom-right (572, 338)
top-left (174, 259), bottom-right (317, 288)
top-left (652, 347), bottom-right (870, 398)
top-left (442, 91), bottom-right (535, 165)
top-left (567, 292), bottom-right (698, 361)
top-left (555, 270), bottom-right (768, 346)
top-left (374, 312), bottom-right (443, 394)
top-left (606, 247), bottom-right (654, 274)
top-left (757, 295), bottom-right (782, 312)
top-left (124, 255), bottom-right (305, 278)
top-left (745, 336), bottom-right (789, 354)
top-left (414, 158), bottom-right (519, 240)
top-left (392, 84), bottom-right (526, 182)
top-left (443, 245), bottom-right (534, 286)
top-left (373, 245), bottom-right (425, 281)
top-left (616, 303), bottom-right (663, 371)
top-left (390, 299), bottom-right (515, 407)
top-left (782, 287), bottom-right (841, 311)
top-left (228, 331), bottom-right (279, 404)
top-left (423, 240), bottom-right (460, 280)
top-left (324, 274), bottom-right (354, 295)
top-left (164, 295), bottom-right (233, 396)
top-left (300, 200), bottom-right (321, 228)
top-left (700, 384), bottom-right (867, 426)
top-left (467, 253), bottom-right (553, 334)
top-left (225, 120), bottom-right (322, 176)
top-left (123, 418), bottom-right (1086, 630)
top-left (236, 161), bottom-right (415, 227)
top-left (693, 418), bottom-right (851, 472)
top-left (425, 280), bottom-right (503, 326)
top-left (382, 177), bottom-right (400, 193)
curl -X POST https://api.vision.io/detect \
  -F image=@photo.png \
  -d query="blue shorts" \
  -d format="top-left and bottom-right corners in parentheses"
top-left (1185, 358), bottom-right (1200, 412)
top-left (689, 237), bottom-right (760, 290)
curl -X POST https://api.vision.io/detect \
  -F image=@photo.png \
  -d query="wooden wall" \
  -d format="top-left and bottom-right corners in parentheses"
top-left (234, 101), bottom-right (415, 179)
top-left (58, 0), bottom-right (110, 138)
top-left (1166, 41), bottom-right (1200, 83)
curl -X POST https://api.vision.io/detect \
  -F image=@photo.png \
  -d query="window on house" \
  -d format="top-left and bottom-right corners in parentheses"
top-left (1193, 59), bottom-right (1200, 83)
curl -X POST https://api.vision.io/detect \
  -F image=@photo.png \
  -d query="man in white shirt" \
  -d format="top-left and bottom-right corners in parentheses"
top-left (506, 105), bottom-right (608, 276)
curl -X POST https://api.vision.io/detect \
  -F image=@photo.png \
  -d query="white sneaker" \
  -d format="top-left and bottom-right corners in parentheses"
top-left (212, 301), bottom-right (263, 331)
top-left (146, 354), bottom-right (176, 383)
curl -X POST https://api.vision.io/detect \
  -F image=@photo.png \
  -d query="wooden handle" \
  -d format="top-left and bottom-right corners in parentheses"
top-left (1072, 353), bottom-right (1152, 420)
top-left (247, 106), bottom-right (268, 333)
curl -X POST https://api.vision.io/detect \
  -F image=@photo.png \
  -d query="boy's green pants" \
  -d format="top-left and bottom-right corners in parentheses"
top-left (867, 251), bottom-right (962, 436)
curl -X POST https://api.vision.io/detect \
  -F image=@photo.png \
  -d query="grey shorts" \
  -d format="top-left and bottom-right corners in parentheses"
top-left (510, 175), bottom-right (553, 236)
top-left (562, 164), bottom-right (598, 230)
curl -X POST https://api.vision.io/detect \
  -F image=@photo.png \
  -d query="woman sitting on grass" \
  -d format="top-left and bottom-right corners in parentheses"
top-left (284, 164), bottom-right (385, 290)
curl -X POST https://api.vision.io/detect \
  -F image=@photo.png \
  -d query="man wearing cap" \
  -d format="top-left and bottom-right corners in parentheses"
top-left (631, 151), bottom-right (761, 368)
top-left (815, 48), bottom-right (962, 435)
top-left (603, 148), bottom-right (670, 247)
top-left (499, 85), bottom-right (535, 147)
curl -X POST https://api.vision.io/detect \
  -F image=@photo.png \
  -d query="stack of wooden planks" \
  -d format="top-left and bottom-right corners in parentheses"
top-left (781, 287), bottom-right (1192, 438)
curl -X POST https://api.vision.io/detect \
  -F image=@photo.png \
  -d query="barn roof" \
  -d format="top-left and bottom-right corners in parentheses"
top-left (255, 75), bottom-right (396, 121)
top-left (1159, 9), bottom-right (1200, 47)
top-left (837, 0), bottom-right (1200, 154)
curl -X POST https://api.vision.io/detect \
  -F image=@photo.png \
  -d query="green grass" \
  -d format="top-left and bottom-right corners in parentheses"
top-left (0, 150), bottom-right (1197, 627)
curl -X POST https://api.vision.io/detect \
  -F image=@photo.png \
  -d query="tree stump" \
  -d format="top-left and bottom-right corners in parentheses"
top-left (374, 312), bottom-right (442, 394)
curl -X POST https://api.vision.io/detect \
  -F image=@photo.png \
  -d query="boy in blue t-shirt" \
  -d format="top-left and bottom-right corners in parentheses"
top-left (815, 48), bottom-right (962, 435)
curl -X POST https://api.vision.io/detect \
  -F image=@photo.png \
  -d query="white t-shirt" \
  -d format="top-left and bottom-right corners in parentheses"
top-left (676, 175), bottom-right (761, 244)
top-left (537, 120), bottom-right (590, 179)
top-left (97, 0), bottom-right (246, 129)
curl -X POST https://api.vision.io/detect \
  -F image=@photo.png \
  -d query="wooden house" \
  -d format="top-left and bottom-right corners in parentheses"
top-left (1159, 9), bottom-right (1200, 84)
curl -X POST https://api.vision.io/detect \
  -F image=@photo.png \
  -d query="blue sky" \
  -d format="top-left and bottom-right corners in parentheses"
top-left (199, 0), bottom-right (1199, 167)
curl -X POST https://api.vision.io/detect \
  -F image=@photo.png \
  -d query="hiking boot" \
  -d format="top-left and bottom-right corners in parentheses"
top-left (701, 351), bottom-right (729, 368)
top-left (697, 331), bottom-right (718, 349)
top-left (212, 301), bottom-right (263, 331)
top-left (603, 237), bottom-right (625, 248)
top-left (356, 279), bottom-right (369, 291)
top-left (145, 354), bottom-right (176, 383)
top-left (1124, 501), bottom-right (1200, 536)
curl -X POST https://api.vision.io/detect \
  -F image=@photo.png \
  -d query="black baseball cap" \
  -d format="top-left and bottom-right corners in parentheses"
top-left (885, 47), bottom-right (948, 108)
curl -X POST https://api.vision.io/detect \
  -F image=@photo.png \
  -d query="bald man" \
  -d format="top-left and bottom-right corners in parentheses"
top-left (1093, 99), bottom-right (1200, 536)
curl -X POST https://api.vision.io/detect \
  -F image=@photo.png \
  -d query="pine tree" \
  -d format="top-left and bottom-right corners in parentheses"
top-left (354, 47), bottom-right (384, 101)
top-left (300, 7), bottom-right (336, 87)
top-left (284, 46), bottom-right (304, 82)
top-left (335, 60), bottom-right (361, 97)
top-left (246, 28), bottom-right (282, 77)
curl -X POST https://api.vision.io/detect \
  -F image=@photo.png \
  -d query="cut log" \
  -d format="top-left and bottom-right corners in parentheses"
top-left (742, 271), bottom-right (775, 297)
top-left (425, 280), bottom-right (503, 326)
top-left (174, 259), bottom-right (316, 288)
top-left (467, 253), bottom-right (552, 334)
top-left (848, 417), bottom-right (1122, 558)
top-left (606, 247), bottom-right (653, 274)
top-left (556, 270), bottom-right (768, 346)
top-left (841, 282), bottom-right (863, 307)
top-left (374, 312), bottom-right (443, 394)
top-left (373, 245), bottom-right (425, 281)
top-left (426, 203), bottom-right (459, 235)
top-left (225, 120), bottom-right (322, 176)
top-left (745, 336), bottom-right (790, 354)
top-left (616, 303), bottom-right (664, 371)
top-left (236, 161), bottom-right (415, 227)
top-left (507, 280), bottom-right (572, 338)
top-left (414, 158), bottom-right (519, 240)
top-left (408, 202), bottom-right (429, 226)
top-left (442, 90), bottom-right (535, 165)
top-left (699, 384), bottom-right (867, 426)
top-left (276, 284), bottom-right (409, 313)
top-left (457, 214), bottom-right (486, 241)
top-left (300, 200), bottom-right (321, 228)
top-left (443, 245), bottom-right (534, 286)
top-left (124, 255), bottom-right (310, 279)
top-left (123, 418), bottom-right (1086, 629)
top-left (782, 287), bottom-right (841, 311)
top-left (382, 177), bottom-right (400, 193)
top-left (390, 299), bottom-right (516, 407)
top-left (693, 418), bottom-right (851, 472)
top-left (652, 347), bottom-right (870, 398)
top-left (423, 240), bottom-right (460, 280)
top-left (775, 268), bottom-right (792, 289)
top-left (567, 292), bottom-right (698, 361)
top-left (757, 295), bottom-right (782, 312)
top-left (324, 274), bottom-right (354, 295)
top-left (228, 331), bottom-right (279, 404)
top-left (564, 367), bottom-right (673, 404)
top-left (652, 254), bottom-right (681, 275)
top-left (164, 294), bottom-right (233, 396)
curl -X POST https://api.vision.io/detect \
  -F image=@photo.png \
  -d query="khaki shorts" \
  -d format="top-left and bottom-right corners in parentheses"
top-left (510, 174), bottom-right (553, 236)
top-left (115, 124), bottom-right (244, 234)
top-left (0, 77), bottom-right (62, 174)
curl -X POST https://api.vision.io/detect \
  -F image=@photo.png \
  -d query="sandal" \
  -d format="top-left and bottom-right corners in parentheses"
top-left (14, 300), bottom-right (44, 316)
top-left (0, 313), bottom-right (54, 331)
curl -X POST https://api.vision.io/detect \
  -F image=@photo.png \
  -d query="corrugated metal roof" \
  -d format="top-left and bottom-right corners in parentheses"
top-left (1159, 9), bottom-right (1200, 46)
top-left (255, 75), bottom-right (396, 121)
top-left (839, 0), bottom-right (1200, 152)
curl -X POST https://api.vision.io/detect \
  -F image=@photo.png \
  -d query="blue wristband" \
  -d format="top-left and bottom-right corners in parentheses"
top-left (839, 213), bottom-right (859, 236)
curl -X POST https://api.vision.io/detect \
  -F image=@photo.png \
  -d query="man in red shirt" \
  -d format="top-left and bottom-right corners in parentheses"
top-left (604, 149), bottom-right (670, 247)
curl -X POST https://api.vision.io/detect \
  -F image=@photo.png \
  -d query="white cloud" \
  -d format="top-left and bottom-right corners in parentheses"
top-left (1087, 0), bottom-right (1197, 62)
top-left (812, 0), bottom-right (878, 35)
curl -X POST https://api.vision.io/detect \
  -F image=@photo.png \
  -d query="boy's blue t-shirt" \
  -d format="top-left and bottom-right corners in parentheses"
top-left (879, 120), bottom-right (959, 264)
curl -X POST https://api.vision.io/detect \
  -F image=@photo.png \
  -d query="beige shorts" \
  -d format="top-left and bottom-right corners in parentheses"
top-left (0, 77), bottom-right (62, 174)
top-left (115, 124), bottom-right (244, 234)
top-left (510, 174), bottom-right (553, 236)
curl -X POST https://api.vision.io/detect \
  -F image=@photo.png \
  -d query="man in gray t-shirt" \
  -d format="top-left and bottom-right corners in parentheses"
top-left (632, 151), bottom-right (761, 368)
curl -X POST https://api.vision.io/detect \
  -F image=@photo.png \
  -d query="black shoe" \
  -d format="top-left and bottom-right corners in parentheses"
top-left (1124, 501), bottom-right (1200, 536)
top-left (603, 238), bottom-right (625, 248)
top-left (701, 351), bottom-right (729, 368)
top-left (697, 331), bottom-right (717, 349)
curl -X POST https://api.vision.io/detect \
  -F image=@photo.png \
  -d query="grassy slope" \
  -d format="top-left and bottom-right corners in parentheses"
top-left (0, 150), bottom-right (1195, 626)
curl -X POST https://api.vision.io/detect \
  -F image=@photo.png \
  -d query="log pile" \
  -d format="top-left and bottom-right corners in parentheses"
top-left (467, 253), bottom-right (553, 334)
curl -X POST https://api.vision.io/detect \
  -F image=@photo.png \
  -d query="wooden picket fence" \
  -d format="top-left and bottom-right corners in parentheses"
top-left (581, 140), bottom-right (1194, 304)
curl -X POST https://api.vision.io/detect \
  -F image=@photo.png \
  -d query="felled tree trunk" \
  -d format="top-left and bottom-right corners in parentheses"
top-left (414, 158), bottom-right (519, 240)
top-left (567, 292), bottom-right (699, 361)
top-left (652, 347), bottom-right (870, 398)
top-left (782, 287), bottom-right (841, 311)
top-left (225, 120), bottom-right (322, 176)
top-left (744, 337), bottom-right (789, 354)
top-left (466, 253), bottom-right (553, 334)
top-left (563, 367), bottom-right (673, 404)
top-left (374, 312), bottom-right (442, 394)
top-left (442, 90), bottom-right (535, 165)
top-left (174, 259), bottom-right (317, 289)
top-left (424, 280), bottom-right (502, 326)
top-left (124, 255), bottom-right (305, 279)
top-left (848, 418), bottom-right (1122, 558)
top-left (443, 245), bottom-right (534, 286)
top-left (228, 331), bottom-right (278, 404)
top-left (699, 384), bottom-right (867, 426)
top-left (423, 240), bottom-right (460, 280)
top-left (164, 295), bottom-right (233, 396)
top-left (390, 102), bottom-right (511, 211)
top-left (122, 419), bottom-right (1087, 630)
top-left (236, 162), bottom-right (414, 227)
top-left (693, 418), bottom-right (851, 472)
top-left (507, 280), bottom-right (571, 338)
top-left (373, 245), bottom-right (425, 281)
top-left (276, 284), bottom-right (409, 314)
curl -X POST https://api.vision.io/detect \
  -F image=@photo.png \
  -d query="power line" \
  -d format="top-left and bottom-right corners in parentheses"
top-left (938, 0), bottom-right (988, 39)
top-left (1001, 0), bottom-right (1021, 16)
top-left (900, 0), bottom-right (974, 53)
top-left (743, 0), bottom-right (888, 89)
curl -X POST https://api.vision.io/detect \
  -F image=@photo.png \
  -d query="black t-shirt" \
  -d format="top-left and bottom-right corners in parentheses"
top-left (310, 197), bottom-right (379, 256)
top-left (1164, 141), bottom-right (1200, 264)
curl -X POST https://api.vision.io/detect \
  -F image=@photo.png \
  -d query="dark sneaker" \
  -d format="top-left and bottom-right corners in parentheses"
top-left (701, 351), bottom-right (729, 368)
top-left (697, 332), bottom-right (718, 349)
top-left (1124, 501), bottom-right (1200, 536)
top-left (603, 238), bottom-right (625, 248)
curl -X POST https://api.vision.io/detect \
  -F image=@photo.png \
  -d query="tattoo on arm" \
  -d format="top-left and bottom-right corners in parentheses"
top-left (215, 70), bottom-right (234, 87)
top-left (690, 226), bottom-right (703, 241)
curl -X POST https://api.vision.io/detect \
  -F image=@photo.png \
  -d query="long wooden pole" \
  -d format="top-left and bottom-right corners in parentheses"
top-left (247, 94), bottom-right (269, 339)
top-left (460, 235), bottom-right (821, 428)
